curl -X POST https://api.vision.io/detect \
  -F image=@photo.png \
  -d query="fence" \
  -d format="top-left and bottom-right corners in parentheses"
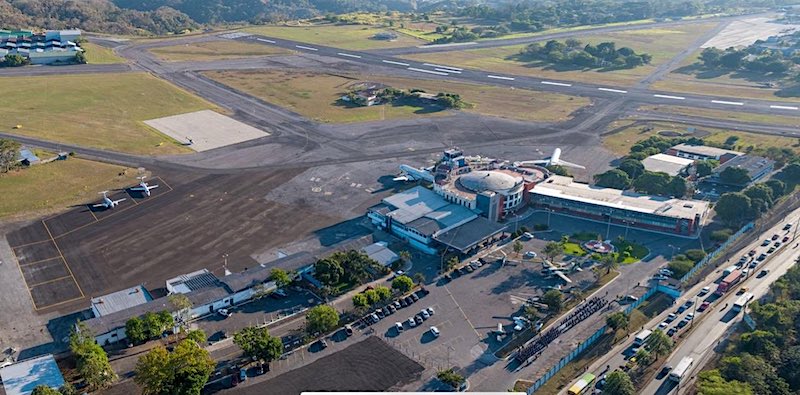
top-left (526, 286), bottom-right (658, 394)
top-left (679, 222), bottom-right (754, 283)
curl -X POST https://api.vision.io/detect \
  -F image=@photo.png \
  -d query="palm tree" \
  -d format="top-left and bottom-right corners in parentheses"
top-left (645, 329), bottom-right (673, 360)
top-left (399, 250), bottom-right (412, 263)
top-left (600, 254), bottom-right (619, 274)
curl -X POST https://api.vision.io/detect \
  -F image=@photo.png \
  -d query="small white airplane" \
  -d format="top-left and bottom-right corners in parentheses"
top-left (393, 165), bottom-right (435, 182)
top-left (515, 148), bottom-right (585, 169)
top-left (130, 176), bottom-right (159, 197)
top-left (93, 191), bottom-right (125, 209)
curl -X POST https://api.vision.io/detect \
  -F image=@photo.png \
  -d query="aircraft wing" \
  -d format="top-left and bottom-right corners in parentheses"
top-left (393, 176), bottom-right (410, 182)
top-left (555, 159), bottom-right (585, 169)
top-left (515, 158), bottom-right (550, 167)
top-left (130, 187), bottom-right (146, 191)
top-left (113, 198), bottom-right (127, 204)
top-left (148, 184), bottom-right (159, 190)
top-left (92, 203), bottom-right (105, 208)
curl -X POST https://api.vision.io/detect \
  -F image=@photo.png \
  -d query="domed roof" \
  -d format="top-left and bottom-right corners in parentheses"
top-left (459, 171), bottom-right (522, 193)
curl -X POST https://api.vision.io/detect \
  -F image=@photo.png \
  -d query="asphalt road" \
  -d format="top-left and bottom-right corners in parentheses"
top-left (231, 32), bottom-right (800, 116)
top-left (569, 206), bottom-right (800, 395)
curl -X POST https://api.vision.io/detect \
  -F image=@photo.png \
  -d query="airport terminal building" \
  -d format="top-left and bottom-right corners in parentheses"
top-left (530, 176), bottom-right (710, 237)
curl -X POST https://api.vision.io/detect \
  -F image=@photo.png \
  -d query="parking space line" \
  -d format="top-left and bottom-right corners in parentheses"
top-left (27, 275), bottom-right (73, 288)
top-left (42, 220), bottom-right (84, 298)
top-left (8, 240), bottom-right (37, 311)
top-left (444, 285), bottom-right (482, 340)
top-left (9, 238), bottom-right (55, 249)
top-left (18, 255), bottom-right (63, 267)
top-left (156, 176), bottom-right (174, 192)
top-left (32, 295), bottom-right (86, 311)
top-left (87, 207), bottom-right (98, 221)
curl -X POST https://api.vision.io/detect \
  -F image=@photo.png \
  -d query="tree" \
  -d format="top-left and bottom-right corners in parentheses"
top-left (354, 293), bottom-right (371, 308)
top-left (700, 47), bottom-right (724, 67)
top-left (645, 329), bottom-right (673, 359)
top-left (374, 285), bottom-right (392, 301)
top-left (696, 159), bottom-right (719, 177)
top-left (618, 159), bottom-right (645, 179)
top-left (168, 294), bottom-right (192, 328)
top-left (314, 258), bottom-right (344, 285)
top-left (398, 250), bottom-right (411, 264)
top-left (446, 256), bottom-right (460, 271)
top-left (233, 326), bottom-right (283, 363)
top-left (542, 289), bottom-right (563, 313)
top-left (606, 312), bottom-right (629, 333)
top-left (719, 166), bottom-right (751, 186)
top-left (633, 171), bottom-right (672, 196)
top-left (75, 50), bottom-right (87, 64)
top-left (765, 179), bottom-right (786, 198)
top-left (185, 329), bottom-right (206, 345)
top-left (604, 370), bottom-right (635, 395)
top-left (134, 340), bottom-right (214, 395)
top-left (594, 169), bottom-right (631, 189)
top-left (513, 240), bottom-right (523, 256)
top-left (697, 369), bottom-right (753, 395)
top-left (667, 176), bottom-right (687, 197)
top-left (70, 323), bottom-right (116, 390)
top-left (306, 305), bottom-right (339, 334)
top-left (715, 192), bottom-right (754, 225)
top-left (779, 163), bottom-right (800, 184)
top-left (668, 258), bottom-right (694, 278)
top-left (392, 275), bottom-right (414, 293)
top-left (1, 54), bottom-right (29, 67)
top-left (436, 368), bottom-right (464, 389)
top-left (0, 138), bottom-right (21, 173)
top-left (413, 272), bottom-right (426, 285)
top-left (543, 242), bottom-right (564, 263)
top-left (600, 253), bottom-right (619, 274)
top-left (685, 249), bottom-right (707, 262)
top-left (31, 386), bottom-right (60, 395)
top-left (125, 317), bottom-right (148, 344)
top-left (269, 268), bottom-right (292, 288)
top-left (546, 164), bottom-right (571, 176)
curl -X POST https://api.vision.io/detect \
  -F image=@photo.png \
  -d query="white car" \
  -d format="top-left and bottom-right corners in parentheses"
top-left (524, 251), bottom-right (537, 259)
top-left (217, 308), bottom-right (232, 318)
top-left (658, 321), bottom-right (668, 330)
top-left (523, 232), bottom-right (534, 240)
top-left (420, 309), bottom-right (430, 320)
top-left (430, 326), bottom-right (440, 337)
top-left (407, 317), bottom-right (416, 328)
top-left (426, 307), bottom-right (435, 316)
top-left (699, 286), bottom-right (710, 296)
top-left (395, 322), bottom-right (404, 332)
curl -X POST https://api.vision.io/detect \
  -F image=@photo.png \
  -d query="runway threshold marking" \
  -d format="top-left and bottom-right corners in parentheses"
top-left (337, 52), bottom-right (362, 59)
top-left (487, 75), bottom-right (515, 81)
top-left (295, 45), bottom-right (318, 51)
top-left (711, 100), bottom-right (744, 106)
top-left (598, 87), bottom-right (628, 94)
top-left (541, 81), bottom-right (572, 87)
top-left (770, 105), bottom-right (799, 110)
top-left (381, 60), bottom-right (410, 66)
top-left (407, 67), bottom-right (449, 76)
top-left (27, 275), bottom-right (74, 288)
top-left (653, 94), bottom-right (685, 100)
top-left (422, 63), bottom-right (463, 71)
top-left (41, 220), bottom-right (84, 298)
top-left (18, 256), bottom-right (64, 267)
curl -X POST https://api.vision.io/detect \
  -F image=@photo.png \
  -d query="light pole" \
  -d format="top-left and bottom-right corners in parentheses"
top-left (605, 214), bottom-right (612, 240)
top-left (546, 208), bottom-right (552, 229)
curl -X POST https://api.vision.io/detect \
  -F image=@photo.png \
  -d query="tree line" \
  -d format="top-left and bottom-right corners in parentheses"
top-left (698, 45), bottom-right (798, 78)
top-left (697, 264), bottom-right (800, 394)
top-left (520, 39), bottom-right (652, 69)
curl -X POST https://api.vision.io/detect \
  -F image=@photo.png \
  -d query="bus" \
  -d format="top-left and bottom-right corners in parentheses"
top-left (634, 329), bottom-right (652, 346)
top-left (732, 292), bottom-right (755, 313)
top-left (669, 356), bottom-right (694, 382)
top-left (568, 373), bottom-right (596, 395)
top-left (715, 269), bottom-right (742, 295)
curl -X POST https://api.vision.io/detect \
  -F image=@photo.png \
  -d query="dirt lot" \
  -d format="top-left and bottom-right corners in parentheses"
top-left (232, 336), bottom-right (424, 394)
top-left (6, 168), bottom-right (350, 313)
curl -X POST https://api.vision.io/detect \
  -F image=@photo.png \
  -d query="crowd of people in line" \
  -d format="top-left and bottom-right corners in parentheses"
top-left (515, 297), bottom-right (609, 363)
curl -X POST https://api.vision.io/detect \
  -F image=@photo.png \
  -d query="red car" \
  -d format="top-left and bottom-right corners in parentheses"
top-left (698, 302), bottom-right (710, 312)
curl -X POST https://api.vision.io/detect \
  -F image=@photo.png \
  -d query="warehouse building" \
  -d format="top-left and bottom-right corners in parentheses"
top-left (706, 155), bottom-right (775, 186)
top-left (91, 285), bottom-right (152, 317)
top-left (666, 143), bottom-right (742, 164)
top-left (368, 186), bottom-right (505, 254)
top-left (642, 153), bottom-right (694, 177)
top-left (0, 29), bottom-right (83, 64)
top-left (530, 175), bottom-right (710, 237)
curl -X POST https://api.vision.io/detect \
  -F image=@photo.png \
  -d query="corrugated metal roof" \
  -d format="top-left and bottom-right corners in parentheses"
top-left (91, 285), bottom-right (152, 317)
top-left (0, 355), bottom-right (65, 395)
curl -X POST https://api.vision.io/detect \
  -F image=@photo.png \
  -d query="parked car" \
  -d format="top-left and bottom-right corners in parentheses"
top-left (465, 265), bottom-right (474, 272)
top-left (414, 315), bottom-right (423, 325)
top-left (410, 293), bottom-right (420, 302)
top-left (769, 248), bottom-right (776, 255)
top-left (658, 322), bottom-right (668, 330)
top-left (523, 232), bottom-right (534, 240)
top-left (677, 319), bottom-right (688, 328)
top-left (784, 223), bottom-right (792, 231)
top-left (665, 313), bottom-right (677, 323)
top-left (758, 253), bottom-right (768, 261)
top-left (404, 296), bottom-right (414, 305)
top-left (685, 313), bottom-right (694, 321)
top-left (344, 324), bottom-right (353, 336)
top-left (420, 309), bottom-right (430, 320)
top-left (677, 305), bottom-right (688, 313)
top-left (395, 322), bottom-right (404, 333)
top-left (748, 249), bottom-right (757, 256)
top-left (698, 302), bottom-right (710, 312)
top-left (699, 286), bottom-right (711, 296)
top-left (217, 309), bottom-right (232, 318)
top-left (426, 307), bottom-right (435, 316)
top-left (399, 298), bottom-right (408, 308)
top-left (393, 301), bottom-right (402, 310)
top-left (386, 305), bottom-right (396, 314)
top-left (376, 309), bottom-right (385, 319)
top-left (749, 261), bottom-right (758, 269)
top-left (667, 327), bottom-right (677, 337)
top-left (407, 317), bottom-right (417, 328)
top-left (783, 236), bottom-right (790, 243)
top-left (271, 289), bottom-right (288, 298)
top-left (659, 268), bottom-right (674, 276)
top-left (758, 269), bottom-right (770, 278)
top-left (772, 234), bottom-right (780, 240)
top-left (239, 367), bottom-right (247, 382)
top-left (370, 313), bottom-right (380, 323)
top-left (524, 251), bottom-right (537, 259)
top-left (775, 242), bottom-right (782, 248)
top-left (430, 326), bottom-right (440, 338)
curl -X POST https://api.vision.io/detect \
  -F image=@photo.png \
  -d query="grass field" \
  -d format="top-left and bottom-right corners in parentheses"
top-left (603, 120), bottom-right (800, 156)
top-left (403, 23), bottom-right (718, 86)
top-left (242, 24), bottom-right (425, 50)
top-left (81, 42), bottom-right (125, 64)
top-left (203, 69), bottom-right (590, 123)
top-left (0, 73), bottom-right (220, 155)
top-left (637, 105), bottom-right (800, 127)
top-left (150, 40), bottom-right (293, 62)
top-left (0, 157), bottom-right (138, 220)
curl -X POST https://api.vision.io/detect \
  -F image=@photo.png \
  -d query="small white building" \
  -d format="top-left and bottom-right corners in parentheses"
top-left (362, 242), bottom-right (399, 267)
top-left (0, 355), bottom-right (65, 395)
top-left (641, 153), bottom-right (694, 177)
top-left (91, 285), bottom-right (152, 318)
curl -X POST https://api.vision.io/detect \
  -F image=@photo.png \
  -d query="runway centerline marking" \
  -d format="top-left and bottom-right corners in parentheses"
top-left (541, 81), bottom-right (572, 87)
top-left (381, 60), bottom-right (410, 66)
top-left (598, 87), bottom-right (627, 94)
top-left (295, 45), bottom-right (318, 51)
top-left (770, 105), bottom-right (799, 110)
top-left (653, 94), bottom-right (686, 100)
top-left (256, 38), bottom-right (276, 44)
top-left (711, 100), bottom-right (744, 106)
top-left (407, 67), bottom-right (449, 76)
top-left (487, 75), bottom-right (515, 81)
top-left (337, 52), bottom-right (362, 59)
top-left (435, 68), bottom-right (461, 74)
top-left (422, 63), bottom-right (463, 71)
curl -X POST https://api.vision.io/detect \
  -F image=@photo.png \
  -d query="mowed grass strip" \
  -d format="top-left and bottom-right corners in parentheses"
top-left (241, 24), bottom-right (424, 50)
top-left (149, 40), bottom-right (293, 62)
top-left (202, 69), bottom-right (589, 123)
top-left (403, 22), bottom-right (719, 86)
top-left (81, 42), bottom-right (126, 64)
top-left (1, 73), bottom-right (220, 155)
top-left (603, 119), bottom-right (800, 156)
top-left (637, 105), bottom-right (800, 127)
top-left (0, 157), bottom-right (139, 220)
